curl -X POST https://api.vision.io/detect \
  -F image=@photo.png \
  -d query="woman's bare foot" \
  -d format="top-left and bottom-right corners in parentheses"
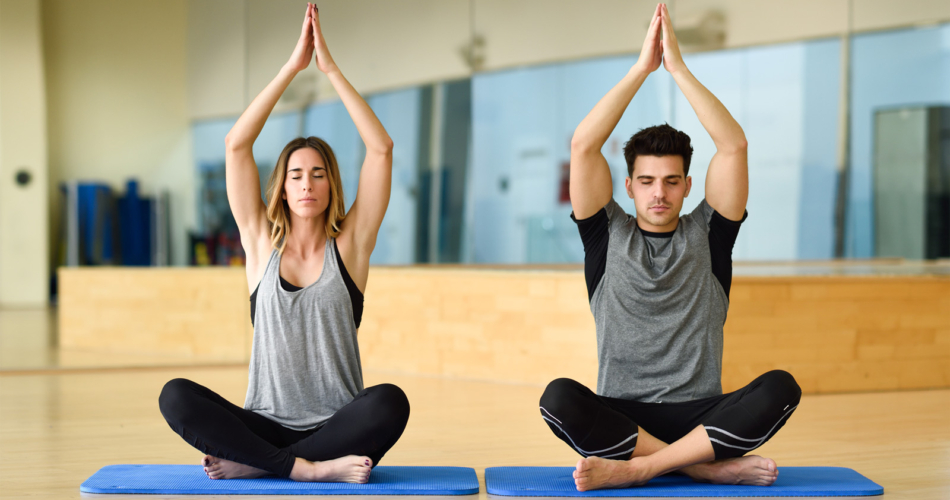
top-left (572, 456), bottom-right (654, 491)
top-left (289, 455), bottom-right (372, 483)
top-left (201, 455), bottom-right (269, 480)
top-left (684, 455), bottom-right (779, 486)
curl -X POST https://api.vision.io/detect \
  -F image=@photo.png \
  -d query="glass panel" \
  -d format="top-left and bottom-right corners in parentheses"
top-left (848, 24), bottom-right (950, 257)
top-left (366, 88), bottom-right (424, 265)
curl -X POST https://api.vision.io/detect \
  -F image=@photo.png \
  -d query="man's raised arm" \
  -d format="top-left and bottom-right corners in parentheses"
top-left (660, 4), bottom-right (748, 221)
top-left (570, 4), bottom-right (664, 220)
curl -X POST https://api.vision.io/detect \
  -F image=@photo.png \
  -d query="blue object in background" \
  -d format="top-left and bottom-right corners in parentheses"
top-left (118, 180), bottom-right (152, 266)
top-left (75, 183), bottom-right (116, 265)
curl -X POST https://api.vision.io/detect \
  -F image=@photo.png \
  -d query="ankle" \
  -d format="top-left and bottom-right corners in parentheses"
top-left (290, 458), bottom-right (316, 481)
top-left (629, 456), bottom-right (658, 482)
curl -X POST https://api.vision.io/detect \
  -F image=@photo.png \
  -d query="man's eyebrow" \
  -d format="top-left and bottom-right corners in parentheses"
top-left (636, 174), bottom-right (683, 180)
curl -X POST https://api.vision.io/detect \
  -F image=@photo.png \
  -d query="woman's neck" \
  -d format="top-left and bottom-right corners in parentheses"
top-left (284, 213), bottom-right (328, 257)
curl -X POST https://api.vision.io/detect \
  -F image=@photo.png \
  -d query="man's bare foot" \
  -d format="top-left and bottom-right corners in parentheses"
top-left (572, 456), bottom-right (654, 491)
top-left (201, 455), bottom-right (269, 480)
top-left (290, 455), bottom-right (372, 483)
top-left (684, 455), bottom-right (778, 486)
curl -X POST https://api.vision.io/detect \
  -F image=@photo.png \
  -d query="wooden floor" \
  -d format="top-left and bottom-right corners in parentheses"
top-left (1, 364), bottom-right (948, 499)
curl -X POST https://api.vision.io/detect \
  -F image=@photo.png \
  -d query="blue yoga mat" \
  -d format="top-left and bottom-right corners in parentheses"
top-left (485, 466), bottom-right (883, 497)
top-left (81, 464), bottom-right (479, 495)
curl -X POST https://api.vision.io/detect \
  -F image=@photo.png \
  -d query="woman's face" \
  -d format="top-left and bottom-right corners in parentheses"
top-left (282, 147), bottom-right (331, 220)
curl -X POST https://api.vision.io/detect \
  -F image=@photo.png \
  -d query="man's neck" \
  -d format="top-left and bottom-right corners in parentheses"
top-left (636, 217), bottom-right (679, 234)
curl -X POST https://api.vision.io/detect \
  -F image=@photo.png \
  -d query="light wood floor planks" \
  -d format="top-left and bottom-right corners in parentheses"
top-left (1, 366), bottom-right (948, 499)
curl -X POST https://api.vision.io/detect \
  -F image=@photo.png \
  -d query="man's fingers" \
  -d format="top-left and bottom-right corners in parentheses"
top-left (644, 9), bottom-right (660, 47)
top-left (661, 3), bottom-right (675, 41)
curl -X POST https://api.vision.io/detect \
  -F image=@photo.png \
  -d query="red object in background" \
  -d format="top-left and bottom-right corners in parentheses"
top-left (558, 160), bottom-right (571, 204)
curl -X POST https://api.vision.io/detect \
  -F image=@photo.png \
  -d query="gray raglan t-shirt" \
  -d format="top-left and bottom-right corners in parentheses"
top-left (573, 198), bottom-right (745, 403)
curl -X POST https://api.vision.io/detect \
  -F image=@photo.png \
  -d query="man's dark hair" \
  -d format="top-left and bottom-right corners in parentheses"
top-left (623, 124), bottom-right (693, 177)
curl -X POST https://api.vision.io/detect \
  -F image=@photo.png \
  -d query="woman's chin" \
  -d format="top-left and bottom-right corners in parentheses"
top-left (289, 207), bottom-right (328, 220)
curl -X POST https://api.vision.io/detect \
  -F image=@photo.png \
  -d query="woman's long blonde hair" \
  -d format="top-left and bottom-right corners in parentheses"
top-left (265, 137), bottom-right (346, 253)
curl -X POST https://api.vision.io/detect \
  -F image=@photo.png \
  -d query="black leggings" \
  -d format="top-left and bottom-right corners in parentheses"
top-left (539, 370), bottom-right (801, 461)
top-left (159, 379), bottom-right (410, 478)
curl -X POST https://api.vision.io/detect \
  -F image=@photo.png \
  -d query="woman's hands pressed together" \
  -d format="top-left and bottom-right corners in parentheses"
top-left (285, 3), bottom-right (316, 73)
top-left (309, 4), bottom-right (339, 75)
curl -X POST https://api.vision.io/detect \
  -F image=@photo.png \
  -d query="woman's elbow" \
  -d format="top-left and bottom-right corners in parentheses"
top-left (370, 137), bottom-right (394, 155)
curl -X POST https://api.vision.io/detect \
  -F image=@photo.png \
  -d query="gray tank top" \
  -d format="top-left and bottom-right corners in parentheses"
top-left (244, 238), bottom-right (364, 431)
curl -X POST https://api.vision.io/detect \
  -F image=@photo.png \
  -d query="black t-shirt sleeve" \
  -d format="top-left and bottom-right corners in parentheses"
top-left (572, 208), bottom-right (610, 301)
top-left (707, 209), bottom-right (747, 298)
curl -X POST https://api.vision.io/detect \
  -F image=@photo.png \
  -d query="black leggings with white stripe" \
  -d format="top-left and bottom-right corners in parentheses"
top-left (539, 370), bottom-right (801, 460)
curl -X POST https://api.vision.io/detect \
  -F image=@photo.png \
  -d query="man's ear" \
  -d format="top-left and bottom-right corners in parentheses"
top-left (684, 175), bottom-right (692, 198)
top-left (625, 176), bottom-right (635, 199)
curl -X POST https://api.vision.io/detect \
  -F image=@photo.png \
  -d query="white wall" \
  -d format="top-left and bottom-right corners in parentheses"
top-left (0, 0), bottom-right (49, 306)
top-left (187, 0), bottom-right (950, 119)
top-left (188, 0), bottom-right (471, 120)
top-left (43, 0), bottom-right (195, 266)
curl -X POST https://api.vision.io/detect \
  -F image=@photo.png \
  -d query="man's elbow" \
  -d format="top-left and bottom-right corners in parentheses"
top-left (570, 135), bottom-right (596, 155)
top-left (720, 138), bottom-right (748, 155)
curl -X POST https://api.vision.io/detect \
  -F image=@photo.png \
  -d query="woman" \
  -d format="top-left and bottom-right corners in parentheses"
top-left (159, 3), bottom-right (408, 483)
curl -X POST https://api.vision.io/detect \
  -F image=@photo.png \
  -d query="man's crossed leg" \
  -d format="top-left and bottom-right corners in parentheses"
top-left (539, 371), bottom-right (801, 491)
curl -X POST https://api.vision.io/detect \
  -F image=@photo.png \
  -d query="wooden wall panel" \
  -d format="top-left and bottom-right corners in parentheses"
top-left (358, 269), bottom-right (598, 387)
top-left (58, 268), bottom-right (252, 362)
top-left (722, 277), bottom-right (950, 393)
top-left (57, 267), bottom-right (950, 393)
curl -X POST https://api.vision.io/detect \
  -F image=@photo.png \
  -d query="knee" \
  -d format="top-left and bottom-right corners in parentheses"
top-left (158, 378), bottom-right (199, 424)
top-left (759, 370), bottom-right (802, 407)
top-left (365, 384), bottom-right (410, 426)
top-left (540, 378), bottom-right (586, 416)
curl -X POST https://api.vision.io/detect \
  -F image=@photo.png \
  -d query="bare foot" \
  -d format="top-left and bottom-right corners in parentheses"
top-left (201, 455), bottom-right (269, 480)
top-left (684, 455), bottom-right (778, 486)
top-left (572, 456), bottom-right (654, 491)
top-left (290, 455), bottom-right (372, 483)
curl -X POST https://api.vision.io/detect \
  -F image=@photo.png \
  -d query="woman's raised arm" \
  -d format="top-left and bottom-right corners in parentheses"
top-left (310, 6), bottom-right (393, 284)
top-left (225, 3), bottom-right (315, 252)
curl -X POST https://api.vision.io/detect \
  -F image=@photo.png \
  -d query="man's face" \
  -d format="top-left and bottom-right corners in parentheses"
top-left (625, 155), bottom-right (692, 232)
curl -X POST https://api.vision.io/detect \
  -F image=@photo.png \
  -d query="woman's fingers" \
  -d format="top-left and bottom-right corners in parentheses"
top-left (300, 3), bottom-right (311, 37)
top-left (661, 3), bottom-right (676, 43)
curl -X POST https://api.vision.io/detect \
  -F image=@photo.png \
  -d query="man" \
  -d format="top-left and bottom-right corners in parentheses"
top-left (539, 3), bottom-right (801, 491)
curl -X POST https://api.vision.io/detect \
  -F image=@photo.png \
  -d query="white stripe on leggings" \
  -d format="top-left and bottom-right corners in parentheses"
top-left (705, 404), bottom-right (798, 450)
top-left (539, 406), bottom-right (562, 424)
top-left (542, 415), bottom-right (637, 457)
